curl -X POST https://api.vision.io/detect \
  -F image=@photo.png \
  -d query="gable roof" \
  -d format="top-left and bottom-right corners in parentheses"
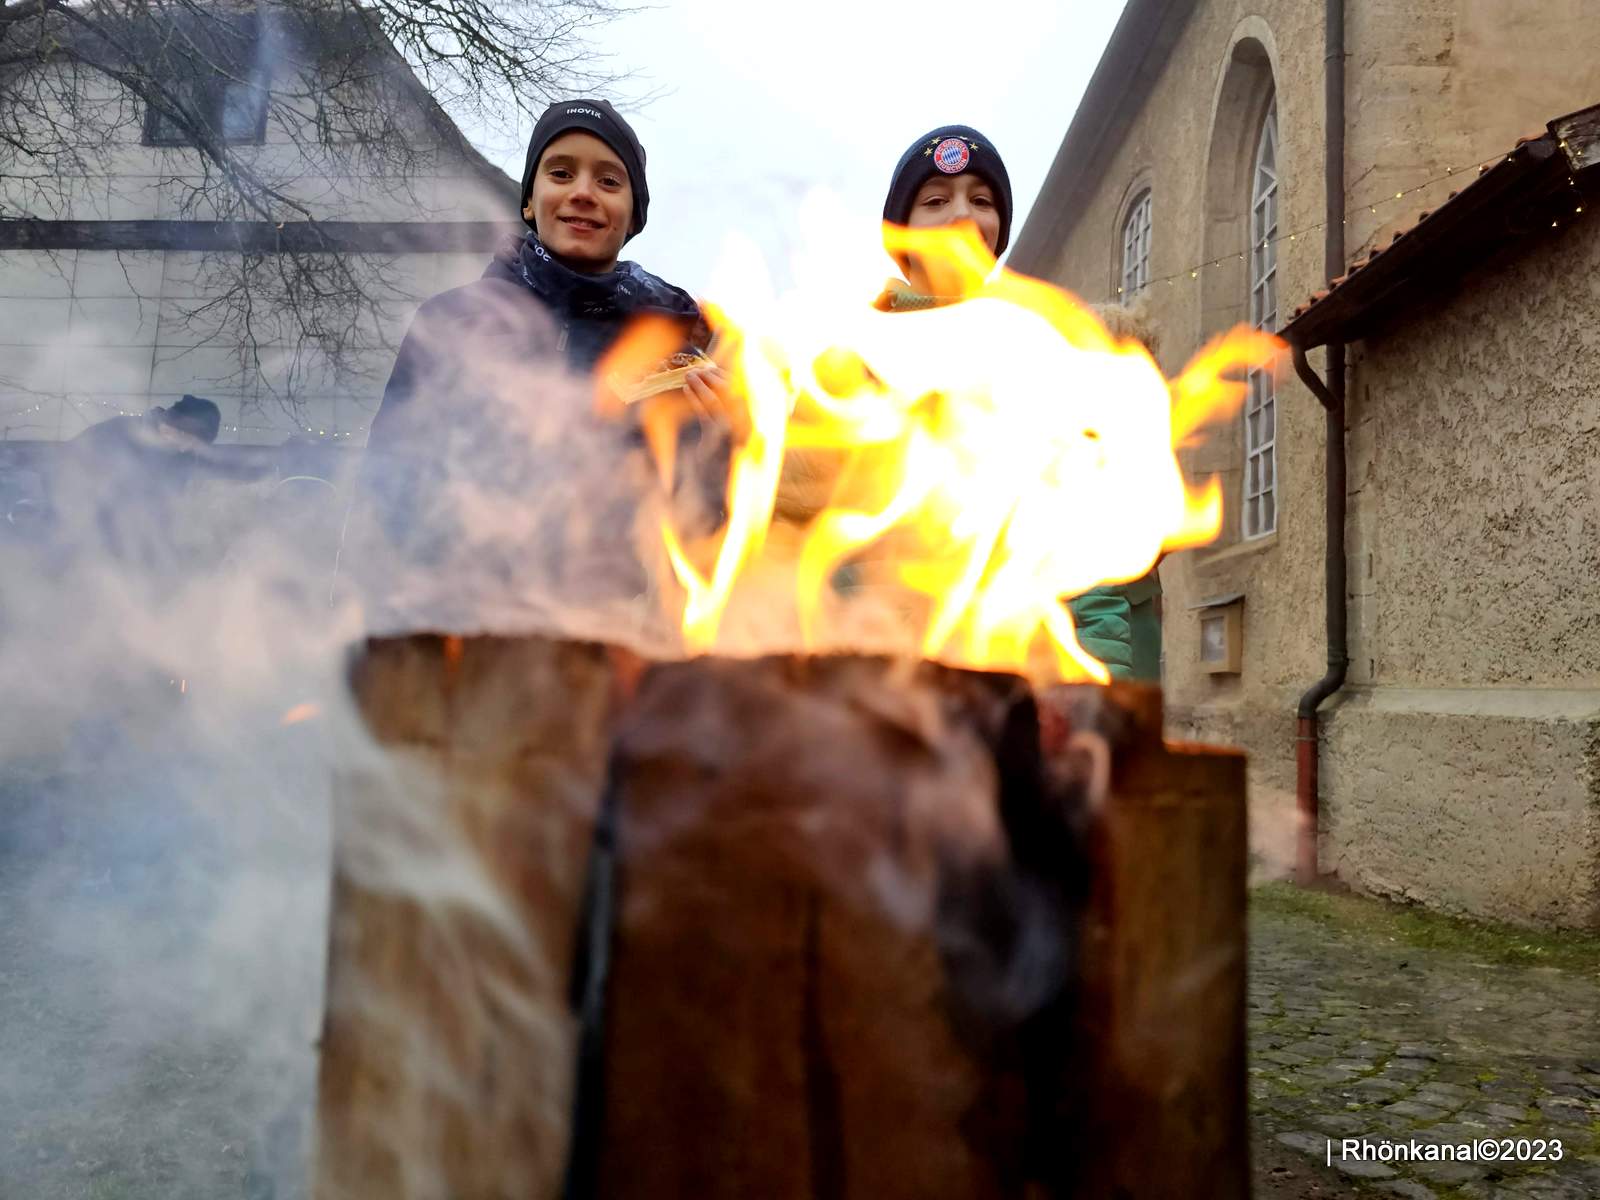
top-left (1280, 102), bottom-right (1600, 349)
top-left (344, 10), bottom-right (520, 207)
top-left (1007, 0), bottom-right (1200, 275)
top-left (0, 1), bottom-right (518, 208)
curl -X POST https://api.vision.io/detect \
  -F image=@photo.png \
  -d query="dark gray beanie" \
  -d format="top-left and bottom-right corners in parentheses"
top-left (520, 99), bottom-right (649, 240)
top-left (882, 124), bottom-right (1012, 256)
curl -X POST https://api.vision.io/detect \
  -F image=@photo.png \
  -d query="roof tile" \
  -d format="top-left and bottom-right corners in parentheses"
top-left (1284, 107), bottom-right (1600, 336)
top-left (1288, 128), bottom-right (1556, 324)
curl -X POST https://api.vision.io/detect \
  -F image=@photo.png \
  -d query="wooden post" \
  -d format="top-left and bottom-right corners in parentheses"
top-left (316, 635), bottom-right (618, 1200)
top-left (592, 655), bottom-right (1053, 1199)
top-left (1041, 682), bottom-right (1250, 1199)
top-left (316, 640), bottom-right (1249, 1199)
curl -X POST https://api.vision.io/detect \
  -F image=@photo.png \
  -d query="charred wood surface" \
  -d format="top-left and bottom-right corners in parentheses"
top-left (317, 637), bottom-right (1248, 1199)
top-left (1040, 684), bottom-right (1250, 1198)
top-left (595, 655), bottom-right (1066, 1199)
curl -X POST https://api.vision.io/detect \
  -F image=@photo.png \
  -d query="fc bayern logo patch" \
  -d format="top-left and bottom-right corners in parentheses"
top-left (933, 136), bottom-right (970, 174)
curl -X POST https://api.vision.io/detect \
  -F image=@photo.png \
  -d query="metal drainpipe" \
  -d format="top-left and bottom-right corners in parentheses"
top-left (1290, 0), bottom-right (1349, 885)
top-left (1292, 345), bottom-right (1347, 885)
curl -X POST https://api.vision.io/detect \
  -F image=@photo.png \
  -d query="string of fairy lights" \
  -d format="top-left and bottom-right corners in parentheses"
top-left (1115, 142), bottom-right (1587, 297)
top-left (1, 142), bottom-right (1589, 440)
top-left (0, 392), bottom-right (361, 440)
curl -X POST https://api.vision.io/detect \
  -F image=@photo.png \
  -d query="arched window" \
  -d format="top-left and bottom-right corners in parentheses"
top-left (1244, 100), bottom-right (1278, 539)
top-left (1120, 189), bottom-right (1152, 300)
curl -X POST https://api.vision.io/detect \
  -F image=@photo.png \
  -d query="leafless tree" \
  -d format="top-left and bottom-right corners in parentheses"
top-left (0, 0), bottom-right (631, 429)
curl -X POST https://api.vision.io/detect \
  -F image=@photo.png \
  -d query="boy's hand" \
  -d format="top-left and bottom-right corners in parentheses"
top-left (682, 364), bottom-right (748, 442)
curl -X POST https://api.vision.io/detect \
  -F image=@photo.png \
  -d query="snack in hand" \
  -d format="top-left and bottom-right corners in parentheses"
top-left (611, 350), bottom-right (717, 406)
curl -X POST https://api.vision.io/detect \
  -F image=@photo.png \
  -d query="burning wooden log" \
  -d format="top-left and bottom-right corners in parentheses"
top-left (1038, 685), bottom-right (1250, 1198)
top-left (316, 635), bottom-right (618, 1200)
top-left (316, 635), bottom-right (1247, 1199)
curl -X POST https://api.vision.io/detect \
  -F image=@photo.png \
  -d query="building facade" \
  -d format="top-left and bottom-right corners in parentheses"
top-left (1011, 0), bottom-right (1600, 926)
top-left (0, 7), bottom-right (517, 449)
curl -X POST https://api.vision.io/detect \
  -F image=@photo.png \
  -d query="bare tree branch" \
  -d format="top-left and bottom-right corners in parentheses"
top-left (0, 0), bottom-right (634, 430)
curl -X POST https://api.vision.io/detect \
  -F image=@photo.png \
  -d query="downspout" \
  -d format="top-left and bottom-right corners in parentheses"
top-left (1291, 0), bottom-right (1348, 885)
top-left (1292, 345), bottom-right (1346, 885)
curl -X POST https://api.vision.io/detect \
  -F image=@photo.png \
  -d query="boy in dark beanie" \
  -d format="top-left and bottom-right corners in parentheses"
top-left (518, 98), bottom-right (649, 259)
top-left (374, 97), bottom-right (710, 408)
top-left (367, 94), bottom-right (730, 455)
top-left (359, 98), bottom-right (729, 616)
top-left (876, 124), bottom-right (1013, 309)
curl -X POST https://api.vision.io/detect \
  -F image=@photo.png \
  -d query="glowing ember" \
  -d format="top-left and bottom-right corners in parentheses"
top-left (607, 217), bottom-right (1281, 683)
top-left (280, 702), bottom-right (321, 726)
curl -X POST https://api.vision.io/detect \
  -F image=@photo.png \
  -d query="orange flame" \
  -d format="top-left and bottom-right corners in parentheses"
top-left (618, 221), bottom-right (1281, 683)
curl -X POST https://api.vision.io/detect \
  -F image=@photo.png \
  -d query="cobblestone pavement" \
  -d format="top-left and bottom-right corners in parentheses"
top-left (6, 757), bottom-right (1599, 1198)
top-left (1249, 885), bottom-right (1600, 1199)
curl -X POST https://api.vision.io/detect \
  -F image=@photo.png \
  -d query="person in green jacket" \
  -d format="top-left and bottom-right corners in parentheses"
top-left (875, 124), bottom-right (1157, 681)
top-left (1083, 298), bottom-right (1166, 681)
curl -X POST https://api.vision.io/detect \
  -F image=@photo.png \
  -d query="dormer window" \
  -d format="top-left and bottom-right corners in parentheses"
top-left (142, 17), bottom-right (268, 146)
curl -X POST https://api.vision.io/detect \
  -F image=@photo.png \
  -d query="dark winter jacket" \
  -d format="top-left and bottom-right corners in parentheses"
top-left (369, 233), bottom-right (703, 455)
top-left (56, 410), bottom-right (262, 568)
top-left (354, 234), bottom-right (710, 620)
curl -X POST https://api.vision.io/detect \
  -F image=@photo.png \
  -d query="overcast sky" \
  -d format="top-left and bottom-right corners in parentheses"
top-left (470, 0), bottom-right (1128, 296)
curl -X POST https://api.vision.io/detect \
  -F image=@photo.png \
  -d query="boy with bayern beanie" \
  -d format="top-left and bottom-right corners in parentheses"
top-left (875, 124), bottom-right (1013, 310)
top-left (871, 124), bottom-right (1152, 681)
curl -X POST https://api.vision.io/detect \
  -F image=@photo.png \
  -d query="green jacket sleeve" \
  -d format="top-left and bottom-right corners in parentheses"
top-left (1067, 586), bottom-right (1134, 680)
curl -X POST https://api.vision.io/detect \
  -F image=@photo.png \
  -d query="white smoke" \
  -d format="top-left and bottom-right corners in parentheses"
top-left (0, 331), bottom-right (684, 1196)
top-left (0, 474), bottom-right (360, 1197)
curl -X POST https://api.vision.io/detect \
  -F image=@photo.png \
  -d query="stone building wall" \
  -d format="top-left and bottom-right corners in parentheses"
top-left (1022, 0), bottom-right (1600, 908)
top-left (1321, 202), bottom-right (1600, 928)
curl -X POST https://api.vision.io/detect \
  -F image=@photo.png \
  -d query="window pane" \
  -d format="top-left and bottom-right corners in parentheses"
top-left (1245, 99), bottom-right (1280, 541)
top-left (153, 111), bottom-right (187, 143)
top-left (221, 81), bottom-right (264, 141)
top-left (150, 81), bottom-right (204, 144)
top-left (1121, 192), bottom-right (1151, 299)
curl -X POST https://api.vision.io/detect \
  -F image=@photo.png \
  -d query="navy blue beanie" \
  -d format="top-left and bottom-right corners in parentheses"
top-left (520, 99), bottom-right (649, 241)
top-left (882, 125), bottom-right (1012, 256)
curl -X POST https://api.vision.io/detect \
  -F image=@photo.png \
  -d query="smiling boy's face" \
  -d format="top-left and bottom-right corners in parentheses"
top-left (905, 173), bottom-right (1001, 254)
top-left (523, 130), bottom-right (633, 273)
top-left (896, 172), bottom-right (1002, 296)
